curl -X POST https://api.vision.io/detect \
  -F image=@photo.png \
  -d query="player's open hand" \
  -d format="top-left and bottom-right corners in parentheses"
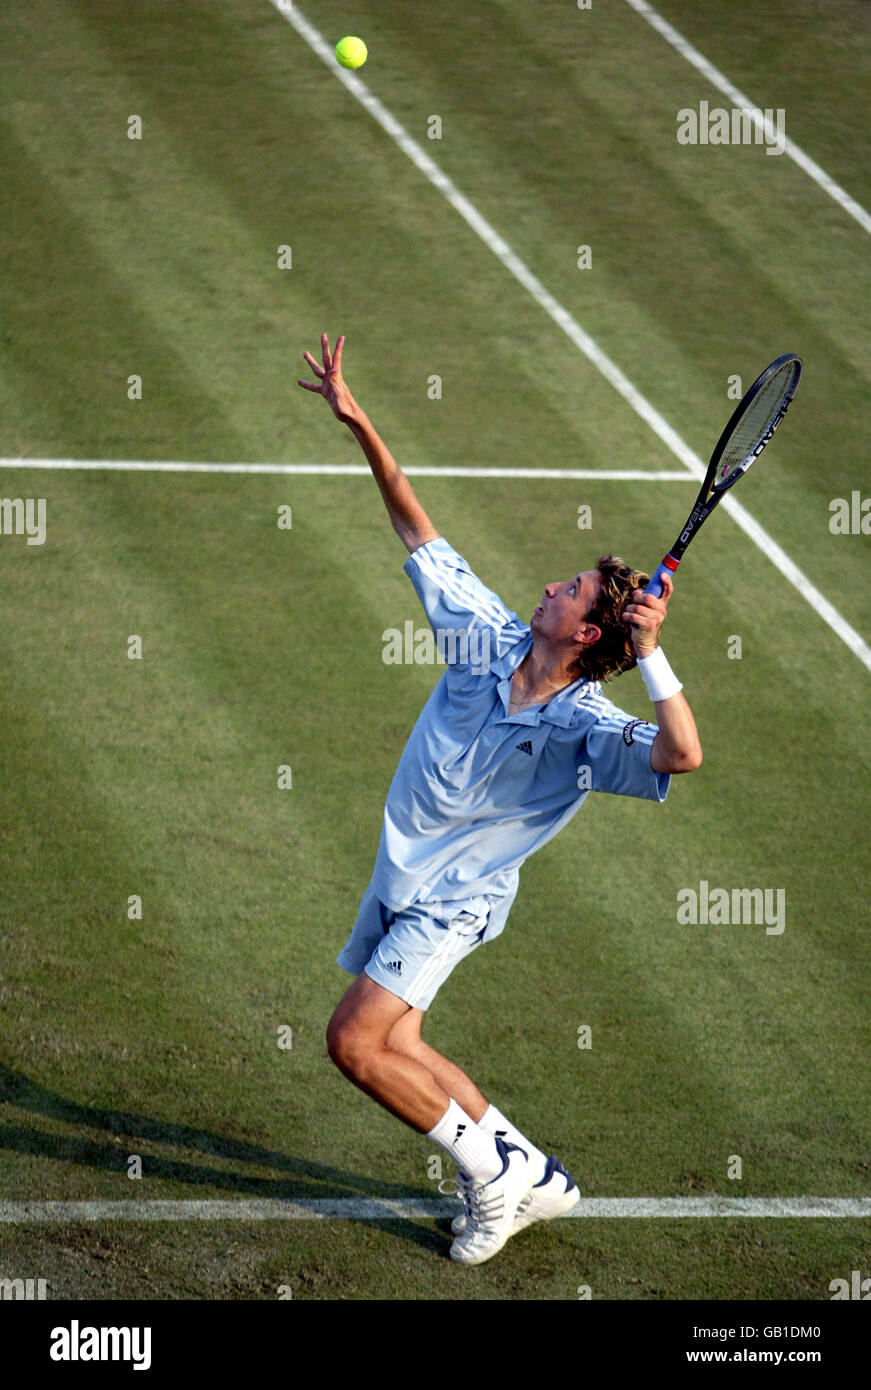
top-left (624, 571), bottom-right (673, 658)
top-left (298, 333), bottom-right (358, 424)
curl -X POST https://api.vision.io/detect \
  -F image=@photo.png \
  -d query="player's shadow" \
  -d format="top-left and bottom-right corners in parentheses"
top-left (0, 1066), bottom-right (451, 1255)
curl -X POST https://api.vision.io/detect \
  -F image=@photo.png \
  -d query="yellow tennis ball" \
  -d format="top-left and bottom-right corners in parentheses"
top-left (335, 36), bottom-right (367, 69)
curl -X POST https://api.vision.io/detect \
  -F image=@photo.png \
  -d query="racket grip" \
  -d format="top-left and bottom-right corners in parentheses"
top-left (644, 556), bottom-right (679, 598)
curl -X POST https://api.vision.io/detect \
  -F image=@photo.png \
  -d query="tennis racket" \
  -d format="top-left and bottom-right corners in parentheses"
top-left (645, 353), bottom-right (803, 598)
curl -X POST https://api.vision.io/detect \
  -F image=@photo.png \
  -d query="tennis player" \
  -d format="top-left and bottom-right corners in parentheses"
top-left (299, 335), bottom-right (702, 1265)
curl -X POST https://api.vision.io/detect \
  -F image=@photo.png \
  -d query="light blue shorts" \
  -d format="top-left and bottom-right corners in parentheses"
top-left (338, 878), bottom-right (517, 1010)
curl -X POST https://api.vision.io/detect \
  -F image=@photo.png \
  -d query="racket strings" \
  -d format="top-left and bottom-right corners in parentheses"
top-left (715, 362), bottom-right (799, 485)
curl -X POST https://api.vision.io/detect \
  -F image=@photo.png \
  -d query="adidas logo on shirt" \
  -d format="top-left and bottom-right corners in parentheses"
top-left (385, 960), bottom-right (403, 975)
top-left (515, 740), bottom-right (534, 756)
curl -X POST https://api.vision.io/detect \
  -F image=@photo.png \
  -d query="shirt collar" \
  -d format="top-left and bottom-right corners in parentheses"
top-left (492, 630), bottom-right (599, 727)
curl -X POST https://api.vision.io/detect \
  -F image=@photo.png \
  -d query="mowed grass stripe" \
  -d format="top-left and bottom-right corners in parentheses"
top-left (624, 0), bottom-right (871, 234)
top-left (0, 119), bottom-right (245, 464)
top-left (1, 33), bottom-right (305, 461)
top-left (1, 0), bottom-right (688, 478)
top-left (639, 0), bottom-right (871, 210)
top-left (0, 473), bottom-right (417, 1009)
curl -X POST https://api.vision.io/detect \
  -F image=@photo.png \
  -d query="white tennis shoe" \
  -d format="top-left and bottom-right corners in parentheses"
top-left (452, 1154), bottom-right (579, 1239)
top-left (449, 1138), bottom-right (531, 1266)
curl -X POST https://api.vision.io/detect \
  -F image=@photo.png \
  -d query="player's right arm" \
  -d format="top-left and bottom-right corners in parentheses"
top-left (298, 333), bottom-right (440, 554)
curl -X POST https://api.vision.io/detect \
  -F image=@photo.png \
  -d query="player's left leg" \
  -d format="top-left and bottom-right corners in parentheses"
top-left (386, 1007), bottom-right (554, 1179)
top-left (385, 1011), bottom-right (579, 1238)
top-left (385, 1009), bottom-right (489, 1121)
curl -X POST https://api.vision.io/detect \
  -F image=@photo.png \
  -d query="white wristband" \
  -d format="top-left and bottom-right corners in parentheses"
top-left (637, 647), bottom-right (683, 702)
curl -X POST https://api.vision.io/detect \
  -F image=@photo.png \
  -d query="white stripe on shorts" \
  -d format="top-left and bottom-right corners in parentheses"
top-left (405, 909), bottom-right (486, 1008)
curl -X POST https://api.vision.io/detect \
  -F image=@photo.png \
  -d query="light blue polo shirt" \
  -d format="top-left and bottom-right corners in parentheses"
top-left (370, 538), bottom-right (669, 914)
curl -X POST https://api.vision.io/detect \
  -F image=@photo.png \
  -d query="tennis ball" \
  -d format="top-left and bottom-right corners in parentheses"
top-left (335, 36), bottom-right (367, 69)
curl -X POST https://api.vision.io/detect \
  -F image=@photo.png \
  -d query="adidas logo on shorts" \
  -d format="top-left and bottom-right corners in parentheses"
top-left (385, 959), bottom-right (403, 975)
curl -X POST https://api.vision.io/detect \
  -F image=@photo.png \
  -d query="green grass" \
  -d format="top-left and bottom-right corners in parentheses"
top-left (1, 0), bottom-right (869, 1299)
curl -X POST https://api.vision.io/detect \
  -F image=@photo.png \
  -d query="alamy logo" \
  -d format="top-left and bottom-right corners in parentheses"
top-left (829, 1271), bottom-right (871, 1300)
top-left (676, 101), bottom-right (786, 156)
top-left (515, 740), bottom-right (533, 756)
top-left (0, 497), bottom-right (46, 545)
top-left (0, 1276), bottom-right (47, 1300)
top-left (381, 622), bottom-right (491, 673)
top-left (829, 492), bottom-right (871, 534)
top-left (50, 1321), bottom-right (152, 1371)
top-left (677, 880), bottom-right (786, 936)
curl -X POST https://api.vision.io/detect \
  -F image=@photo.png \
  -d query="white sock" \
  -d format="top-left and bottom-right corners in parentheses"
top-left (479, 1104), bottom-right (548, 1184)
top-left (427, 1098), bottom-right (503, 1184)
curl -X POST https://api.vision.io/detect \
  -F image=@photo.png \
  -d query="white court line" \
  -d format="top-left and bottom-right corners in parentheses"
top-left (624, 0), bottom-right (871, 238)
top-left (266, 2), bottom-right (871, 674)
top-left (0, 1197), bottom-right (868, 1222)
top-left (0, 459), bottom-right (690, 481)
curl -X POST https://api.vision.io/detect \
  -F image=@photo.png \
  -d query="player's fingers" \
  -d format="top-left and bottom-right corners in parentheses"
top-left (297, 378), bottom-right (322, 391)
top-left (624, 603), bottom-right (661, 627)
top-left (333, 335), bottom-right (345, 369)
top-left (632, 589), bottom-right (667, 616)
top-left (303, 350), bottom-right (325, 378)
top-left (321, 331), bottom-right (332, 370)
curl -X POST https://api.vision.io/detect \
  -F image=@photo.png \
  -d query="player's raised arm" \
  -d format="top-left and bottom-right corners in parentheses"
top-left (622, 574), bottom-right (702, 775)
top-left (298, 333), bottom-right (440, 554)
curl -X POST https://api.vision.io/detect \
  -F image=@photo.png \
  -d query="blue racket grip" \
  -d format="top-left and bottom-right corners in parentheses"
top-left (644, 558), bottom-right (679, 599)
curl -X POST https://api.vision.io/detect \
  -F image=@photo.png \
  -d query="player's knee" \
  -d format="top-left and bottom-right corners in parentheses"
top-left (326, 1015), bottom-right (370, 1079)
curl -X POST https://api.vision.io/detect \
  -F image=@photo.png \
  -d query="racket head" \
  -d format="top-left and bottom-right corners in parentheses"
top-left (643, 353), bottom-right (803, 598)
top-left (710, 353), bottom-right (802, 492)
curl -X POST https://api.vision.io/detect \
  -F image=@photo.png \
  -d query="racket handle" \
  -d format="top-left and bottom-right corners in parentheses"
top-left (644, 556), bottom-right (679, 599)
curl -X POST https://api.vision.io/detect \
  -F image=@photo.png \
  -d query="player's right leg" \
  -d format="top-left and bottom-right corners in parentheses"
top-left (326, 971), bottom-right (450, 1132)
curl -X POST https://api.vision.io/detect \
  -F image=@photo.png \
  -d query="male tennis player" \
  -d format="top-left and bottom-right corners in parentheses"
top-left (299, 334), bottom-right (702, 1265)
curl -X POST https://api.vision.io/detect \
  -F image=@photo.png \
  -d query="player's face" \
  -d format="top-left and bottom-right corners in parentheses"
top-left (531, 569), bottom-right (601, 641)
